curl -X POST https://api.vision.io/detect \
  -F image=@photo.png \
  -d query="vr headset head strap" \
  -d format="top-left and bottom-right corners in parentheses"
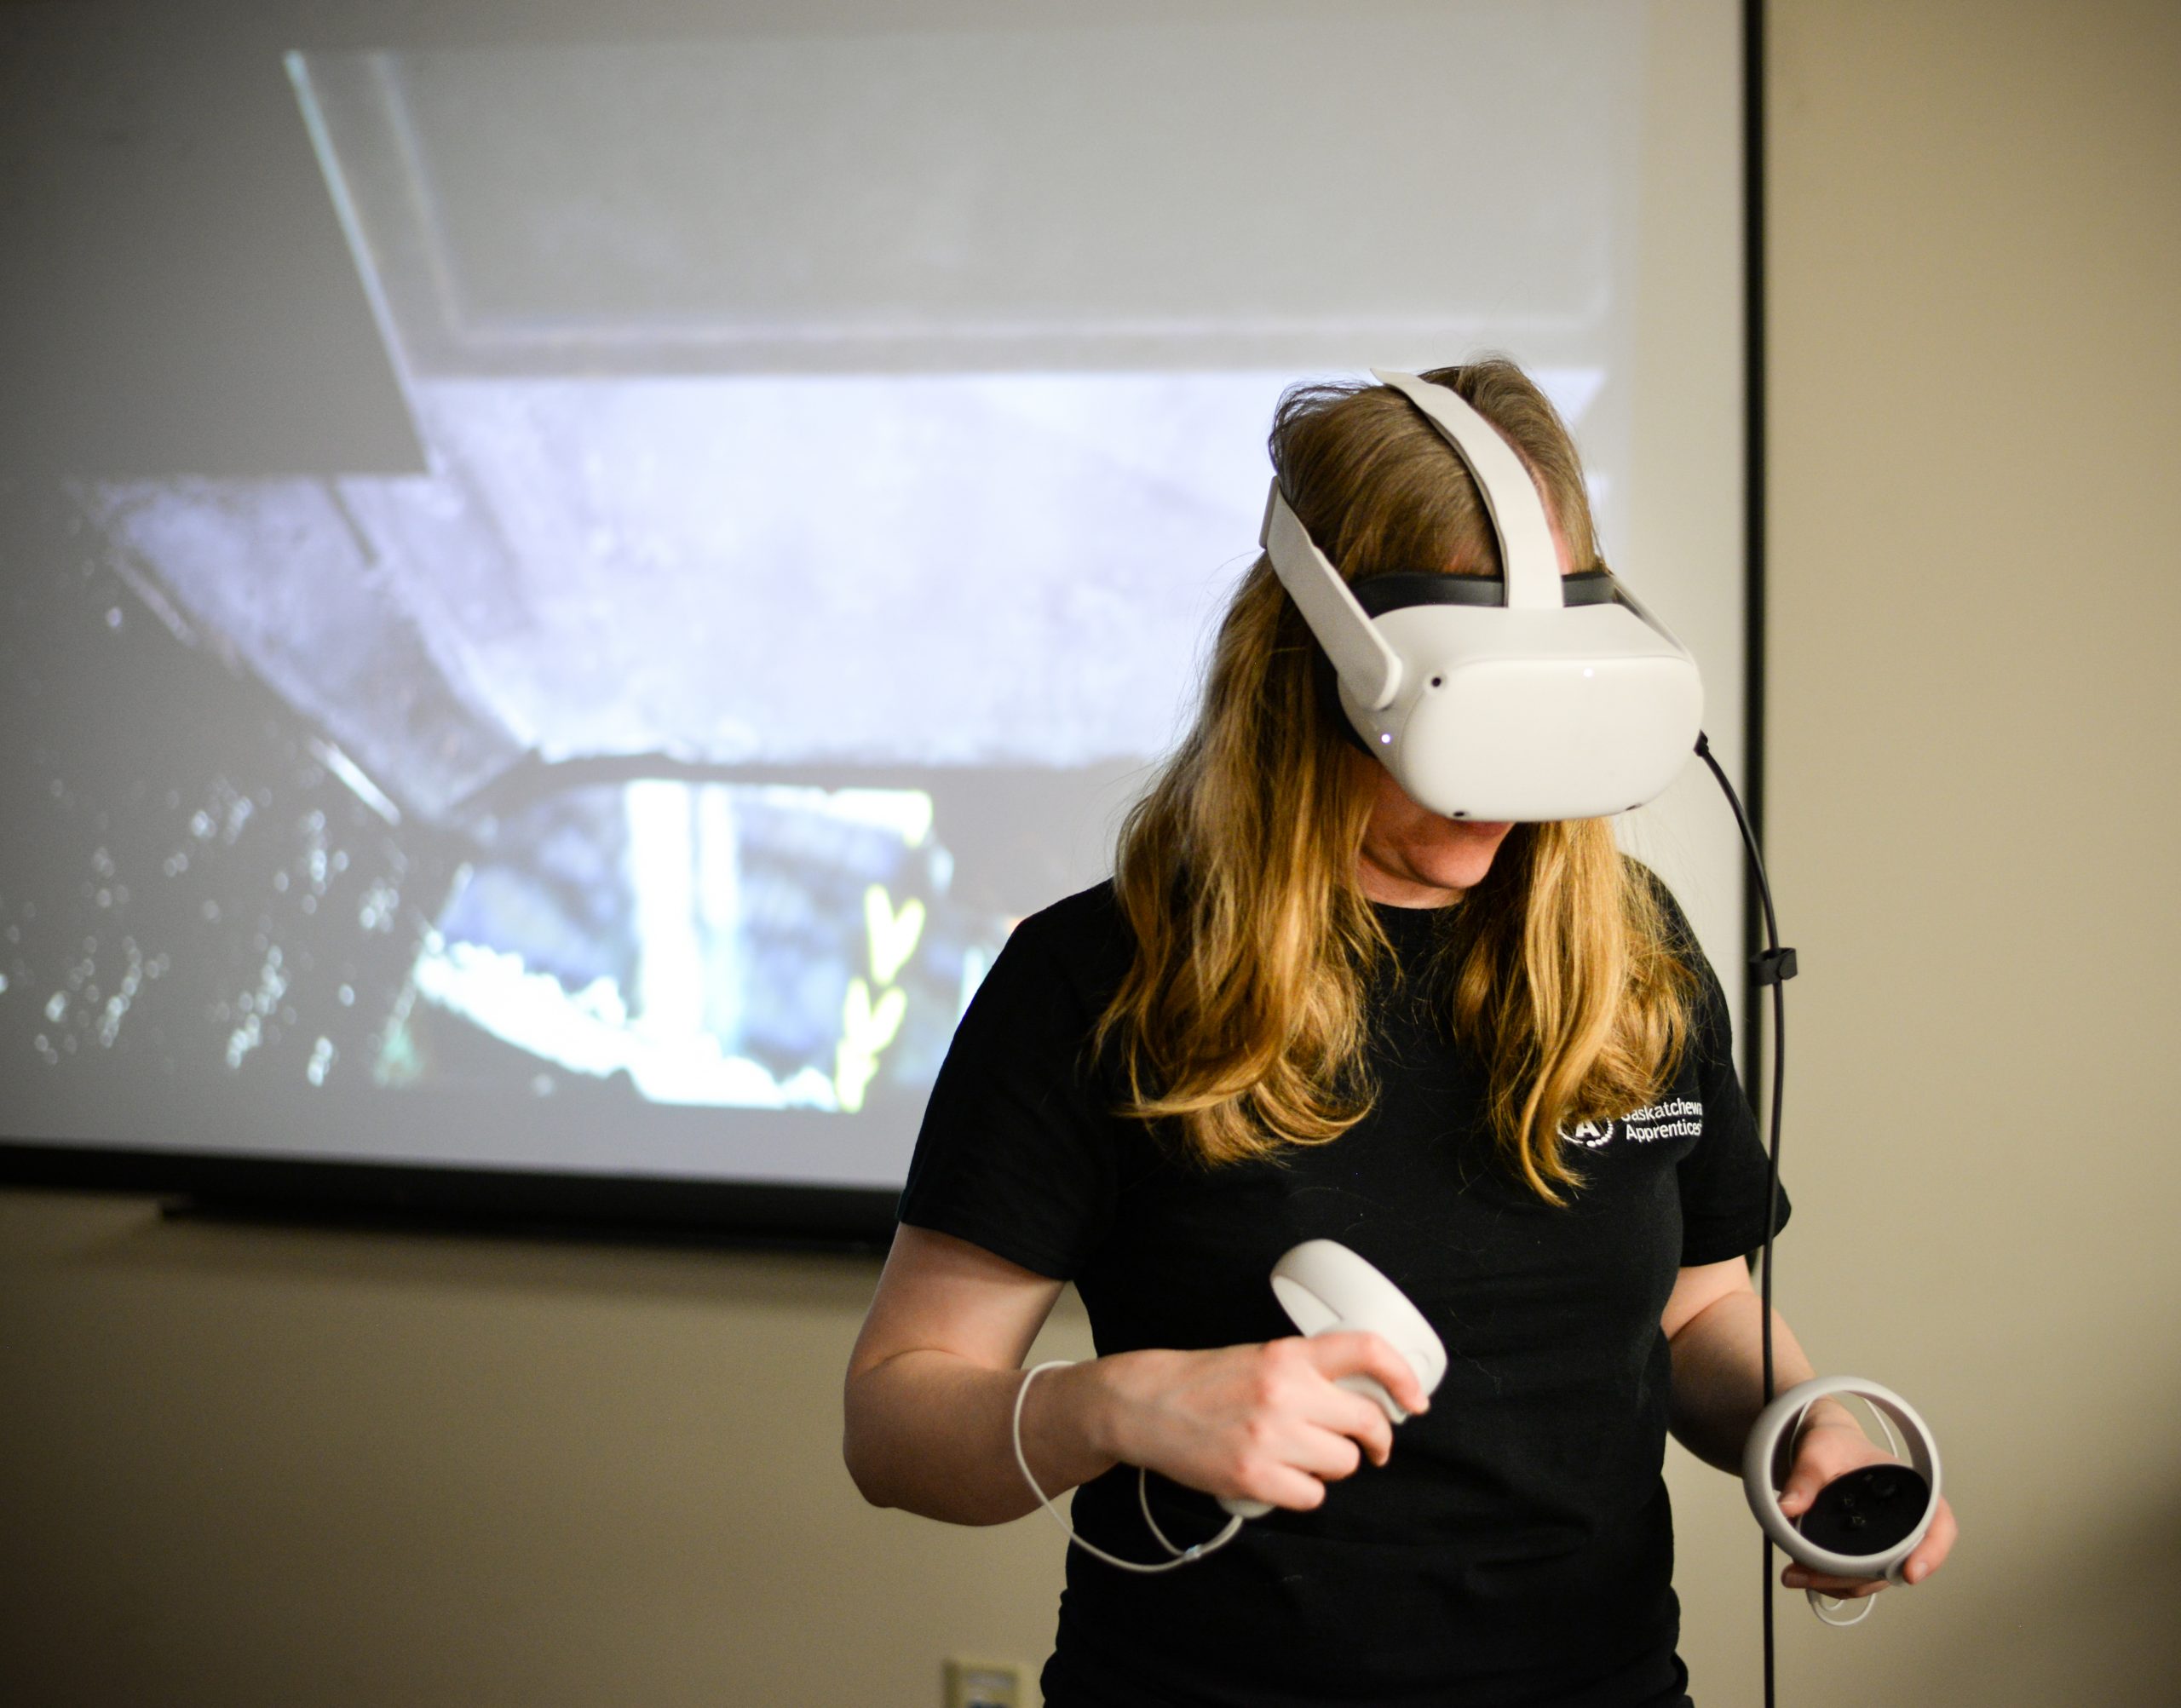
top-left (1258, 480), bottom-right (1404, 712)
top-left (1368, 367), bottom-right (1564, 612)
top-left (1259, 367), bottom-right (1573, 711)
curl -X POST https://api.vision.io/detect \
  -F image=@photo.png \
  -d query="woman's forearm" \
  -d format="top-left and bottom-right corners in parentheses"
top-left (1666, 1290), bottom-right (1853, 1472)
top-left (843, 1349), bottom-right (1122, 1525)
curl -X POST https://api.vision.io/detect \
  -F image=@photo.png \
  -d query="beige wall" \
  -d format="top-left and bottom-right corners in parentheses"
top-left (1671, 3), bottom-right (2181, 1700)
top-left (0, 1193), bottom-right (1096, 1705)
top-left (6, 3), bottom-right (2179, 1702)
top-left (1742, 0), bottom-right (2181, 1699)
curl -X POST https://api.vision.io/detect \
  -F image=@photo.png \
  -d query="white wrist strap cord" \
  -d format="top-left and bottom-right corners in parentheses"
top-left (1011, 1360), bottom-right (1244, 1574)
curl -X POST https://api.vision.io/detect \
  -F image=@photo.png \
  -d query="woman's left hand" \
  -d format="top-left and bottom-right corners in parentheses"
top-left (1775, 1411), bottom-right (1958, 1597)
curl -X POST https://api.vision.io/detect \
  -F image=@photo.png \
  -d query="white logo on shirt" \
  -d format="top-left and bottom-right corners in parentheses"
top-left (1558, 1098), bottom-right (1703, 1150)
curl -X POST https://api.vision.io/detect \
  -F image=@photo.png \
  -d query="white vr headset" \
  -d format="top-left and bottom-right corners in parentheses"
top-left (1262, 367), bottom-right (1705, 822)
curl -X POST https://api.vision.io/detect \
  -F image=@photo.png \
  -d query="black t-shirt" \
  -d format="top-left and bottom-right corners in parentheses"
top-left (897, 879), bottom-right (1786, 1708)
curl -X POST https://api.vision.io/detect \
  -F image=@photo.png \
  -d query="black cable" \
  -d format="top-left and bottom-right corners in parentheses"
top-left (1695, 730), bottom-right (1792, 1708)
top-left (1737, 0), bottom-right (1775, 1685)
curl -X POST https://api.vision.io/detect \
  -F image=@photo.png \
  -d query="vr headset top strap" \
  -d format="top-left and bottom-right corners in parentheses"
top-left (1368, 368), bottom-right (1564, 612)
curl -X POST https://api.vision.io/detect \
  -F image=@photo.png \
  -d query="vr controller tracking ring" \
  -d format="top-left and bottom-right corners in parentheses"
top-left (1741, 1375), bottom-right (1943, 1592)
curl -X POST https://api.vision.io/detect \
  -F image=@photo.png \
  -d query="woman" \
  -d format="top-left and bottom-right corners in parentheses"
top-left (843, 361), bottom-right (1954, 1706)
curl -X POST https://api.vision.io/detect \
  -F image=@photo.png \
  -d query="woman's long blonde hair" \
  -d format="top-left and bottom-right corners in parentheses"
top-left (1096, 359), bottom-right (1695, 1205)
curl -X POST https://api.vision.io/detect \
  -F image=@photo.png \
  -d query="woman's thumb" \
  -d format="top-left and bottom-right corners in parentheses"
top-left (1777, 1464), bottom-right (1827, 1517)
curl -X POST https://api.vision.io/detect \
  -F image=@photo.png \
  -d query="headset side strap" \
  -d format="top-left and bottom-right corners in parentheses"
top-left (1260, 482), bottom-right (1404, 712)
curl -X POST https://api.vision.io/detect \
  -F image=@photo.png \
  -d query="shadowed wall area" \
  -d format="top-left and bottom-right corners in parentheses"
top-left (4, 2), bottom-right (2179, 1703)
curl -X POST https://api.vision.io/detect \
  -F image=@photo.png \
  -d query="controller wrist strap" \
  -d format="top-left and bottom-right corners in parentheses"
top-left (1011, 1360), bottom-right (1244, 1574)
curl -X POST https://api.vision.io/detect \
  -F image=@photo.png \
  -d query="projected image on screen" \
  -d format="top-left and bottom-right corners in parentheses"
top-left (0, 4), bottom-right (1662, 1190)
top-left (63, 368), bottom-right (1303, 1118)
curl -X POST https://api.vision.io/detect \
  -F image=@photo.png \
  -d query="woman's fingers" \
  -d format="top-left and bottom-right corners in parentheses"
top-left (1231, 1456), bottom-right (1338, 1513)
top-left (1302, 1330), bottom-right (1433, 1418)
top-left (1252, 1343), bottom-right (1388, 1470)
top-left (1901, 1497), bottom-right (1957, 1584)
top-left (1217, 1337), bottom-right (1421, 1502)
top-left (1224, 1418), bottom-right (1371, 1510)
top-left (1119, 1334), bottom-right (1436, 1511)
top-left (1775, 1416), bottom-right (1882, 1515)
top-left (1303, 1377), bottom-right (1398, 1466)
top-left (1781, 1567), bottom-right (1887, 1596)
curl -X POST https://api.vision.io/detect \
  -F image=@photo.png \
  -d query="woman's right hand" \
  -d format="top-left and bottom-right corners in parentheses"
top-left (1088, 1335), bottom-right (1430, 1513)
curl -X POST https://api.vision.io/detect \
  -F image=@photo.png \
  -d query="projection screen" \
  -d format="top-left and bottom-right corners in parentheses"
top-left (0, 0), bottom-right (1753, 1237)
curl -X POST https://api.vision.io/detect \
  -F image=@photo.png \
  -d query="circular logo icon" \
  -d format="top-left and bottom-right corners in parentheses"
top-left (1560, 1117), bottom-right (1618, 1149)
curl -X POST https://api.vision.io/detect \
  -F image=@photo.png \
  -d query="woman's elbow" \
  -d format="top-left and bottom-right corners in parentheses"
top-left (840, 1375), bottom-right (897, 1508)
top-left (843, 1357), bottom-right (934, 1511)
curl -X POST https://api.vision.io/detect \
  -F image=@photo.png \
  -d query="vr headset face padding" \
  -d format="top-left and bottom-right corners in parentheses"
top-left (1263, 369), bottom-right (1705, 823)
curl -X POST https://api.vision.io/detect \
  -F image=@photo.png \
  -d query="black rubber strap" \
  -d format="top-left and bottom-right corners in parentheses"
top-left (1350, 566), bottom-right (1623, 617)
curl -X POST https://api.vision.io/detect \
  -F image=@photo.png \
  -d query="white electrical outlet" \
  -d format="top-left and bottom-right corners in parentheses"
top-left (943, 1657), bottom-right (1023, 1708)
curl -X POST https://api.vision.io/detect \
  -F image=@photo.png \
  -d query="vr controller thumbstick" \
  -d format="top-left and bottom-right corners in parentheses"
top-left (1219, 1239), bottom-right (1448, 1521)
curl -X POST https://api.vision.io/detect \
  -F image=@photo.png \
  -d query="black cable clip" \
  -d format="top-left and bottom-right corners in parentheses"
top-left (1752, 947), bottom-right (1799, 986)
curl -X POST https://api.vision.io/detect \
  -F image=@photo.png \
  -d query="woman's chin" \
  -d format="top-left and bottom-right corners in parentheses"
top-left (1360, 821), bottom-right (1514, 903)
top-left (1425, 823), bottom-right (1514, 888)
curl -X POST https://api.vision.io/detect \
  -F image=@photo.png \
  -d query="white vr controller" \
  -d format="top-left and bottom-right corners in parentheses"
top-left (1742, 1375), bottom-right (1942, 1622)
top-left (1025, 1235), bottom-right (1940, 1625)
top-left (1223, 1248), bottom-right (1944, 1619)
top-left (1011, 1238), bottom-right (1447, 1571)
top-left (1220, 1239), bottom-right (1449, 1520)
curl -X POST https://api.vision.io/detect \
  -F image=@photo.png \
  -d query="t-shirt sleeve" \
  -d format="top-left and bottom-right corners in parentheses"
top-left (1657, 887), bottom-right (1793, 1267)
top-left (895, 897), bottom-right (1124, 1280)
